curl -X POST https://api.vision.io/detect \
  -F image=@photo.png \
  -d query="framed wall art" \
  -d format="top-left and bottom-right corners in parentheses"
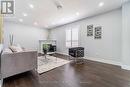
top-left (87, 24), bottom-right (93, 36)
top-left (95, 26), bottom-right (102, 39)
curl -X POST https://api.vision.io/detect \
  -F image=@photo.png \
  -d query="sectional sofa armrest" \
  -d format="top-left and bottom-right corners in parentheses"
top-left (1, 51), bottom-right (38, 78)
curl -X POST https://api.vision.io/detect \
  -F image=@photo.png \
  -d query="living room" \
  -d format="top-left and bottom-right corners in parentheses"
top-left (0, 0), bottom-right (130, 87)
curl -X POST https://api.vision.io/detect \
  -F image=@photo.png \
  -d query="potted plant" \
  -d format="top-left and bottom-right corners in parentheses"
top-left (42, 44), bottom-right (50, 54)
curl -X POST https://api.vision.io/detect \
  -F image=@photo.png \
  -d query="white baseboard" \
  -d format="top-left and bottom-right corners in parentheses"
top-left (56, 52), bottom-right (69, 56)
top-left (121, 65), bottom-right (130, 70)
top-left (85, 57), bottom-right (130, 70)
top-left (55, 52), bottom-right (130, 71)
top-left (56, 52), bottom-right (122, 66)
top-left (85, 57), bottom-right (122, 66)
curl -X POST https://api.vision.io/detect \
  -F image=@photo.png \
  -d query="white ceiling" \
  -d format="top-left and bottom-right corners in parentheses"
top-left (4, 0), bottom-right (122, 29)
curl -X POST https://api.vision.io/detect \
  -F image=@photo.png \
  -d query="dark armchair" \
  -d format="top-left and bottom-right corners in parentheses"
top-left (69, 47), bottom-right (84, 57)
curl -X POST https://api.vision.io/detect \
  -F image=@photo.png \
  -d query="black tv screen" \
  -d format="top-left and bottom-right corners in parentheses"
top-left (43, 44), bottom-right (56, 52)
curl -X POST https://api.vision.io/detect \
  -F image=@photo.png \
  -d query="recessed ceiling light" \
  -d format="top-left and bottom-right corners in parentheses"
top-left (29, 4), bottom-right (34, 8)
top-left (23, 13), bottom-right (28, 17)
top-left (76, 12), bottom-right (79, 16)
top-left (99, 2), bottom-right (104, 7)
top-left (34, 22), bottom-right (38, 25)
top-left (19, 19), bottom-right (23, 22)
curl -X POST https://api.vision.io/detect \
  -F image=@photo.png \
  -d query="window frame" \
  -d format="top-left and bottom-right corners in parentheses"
top-left (65, 27), bottom-right (79, 48)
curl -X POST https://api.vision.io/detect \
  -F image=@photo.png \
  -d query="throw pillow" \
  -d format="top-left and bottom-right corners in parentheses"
top-left (3, 48), bottom-right (13, 54)
top-left (9, 45), bottom-right (23, 52)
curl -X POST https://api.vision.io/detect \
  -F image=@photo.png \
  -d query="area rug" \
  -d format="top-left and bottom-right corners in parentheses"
top-left (37, 55), bottom-right (70, 74)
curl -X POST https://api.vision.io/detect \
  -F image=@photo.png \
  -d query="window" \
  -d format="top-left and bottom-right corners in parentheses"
top-left (66, 27), bottom-right (79, 47)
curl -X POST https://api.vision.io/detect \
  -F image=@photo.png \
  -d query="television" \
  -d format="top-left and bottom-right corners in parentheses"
top-left (43, 44), bottom-right (56, 52)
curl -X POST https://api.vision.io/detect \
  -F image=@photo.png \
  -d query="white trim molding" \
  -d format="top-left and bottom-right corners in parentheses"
top-left (85, 57), bottom-right (122, 66)
top-left (56, 53), bottom-right (130, 71)
top-left (56, 52), bottom-right (69, 56)
top-left (84, 57), bottom-right (130, 70)
top-left (121, 65), bottom-right (130, 70)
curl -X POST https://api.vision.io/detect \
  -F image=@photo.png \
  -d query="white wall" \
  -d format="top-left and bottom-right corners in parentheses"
top-left (50, 9), bottom-right (122, 64)
top-left (4, 22), bottom-right (48, 50)
top-left (122, 2), bottom-right (130, 69)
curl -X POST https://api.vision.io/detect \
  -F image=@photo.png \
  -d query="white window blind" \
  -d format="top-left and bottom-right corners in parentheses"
top-left (66, 27), bottom-right (78, 47)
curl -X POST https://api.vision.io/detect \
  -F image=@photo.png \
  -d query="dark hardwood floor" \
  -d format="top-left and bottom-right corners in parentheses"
top-left (3, 54), bottom-right (130, 87)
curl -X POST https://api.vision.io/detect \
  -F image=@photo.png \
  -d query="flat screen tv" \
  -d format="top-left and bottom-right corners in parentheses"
top-left (43, 44), bottom-right (56, 52)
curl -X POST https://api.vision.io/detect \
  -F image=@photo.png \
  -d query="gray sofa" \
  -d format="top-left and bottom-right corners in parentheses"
top-left (1, 50), bottom-right (37, 78)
